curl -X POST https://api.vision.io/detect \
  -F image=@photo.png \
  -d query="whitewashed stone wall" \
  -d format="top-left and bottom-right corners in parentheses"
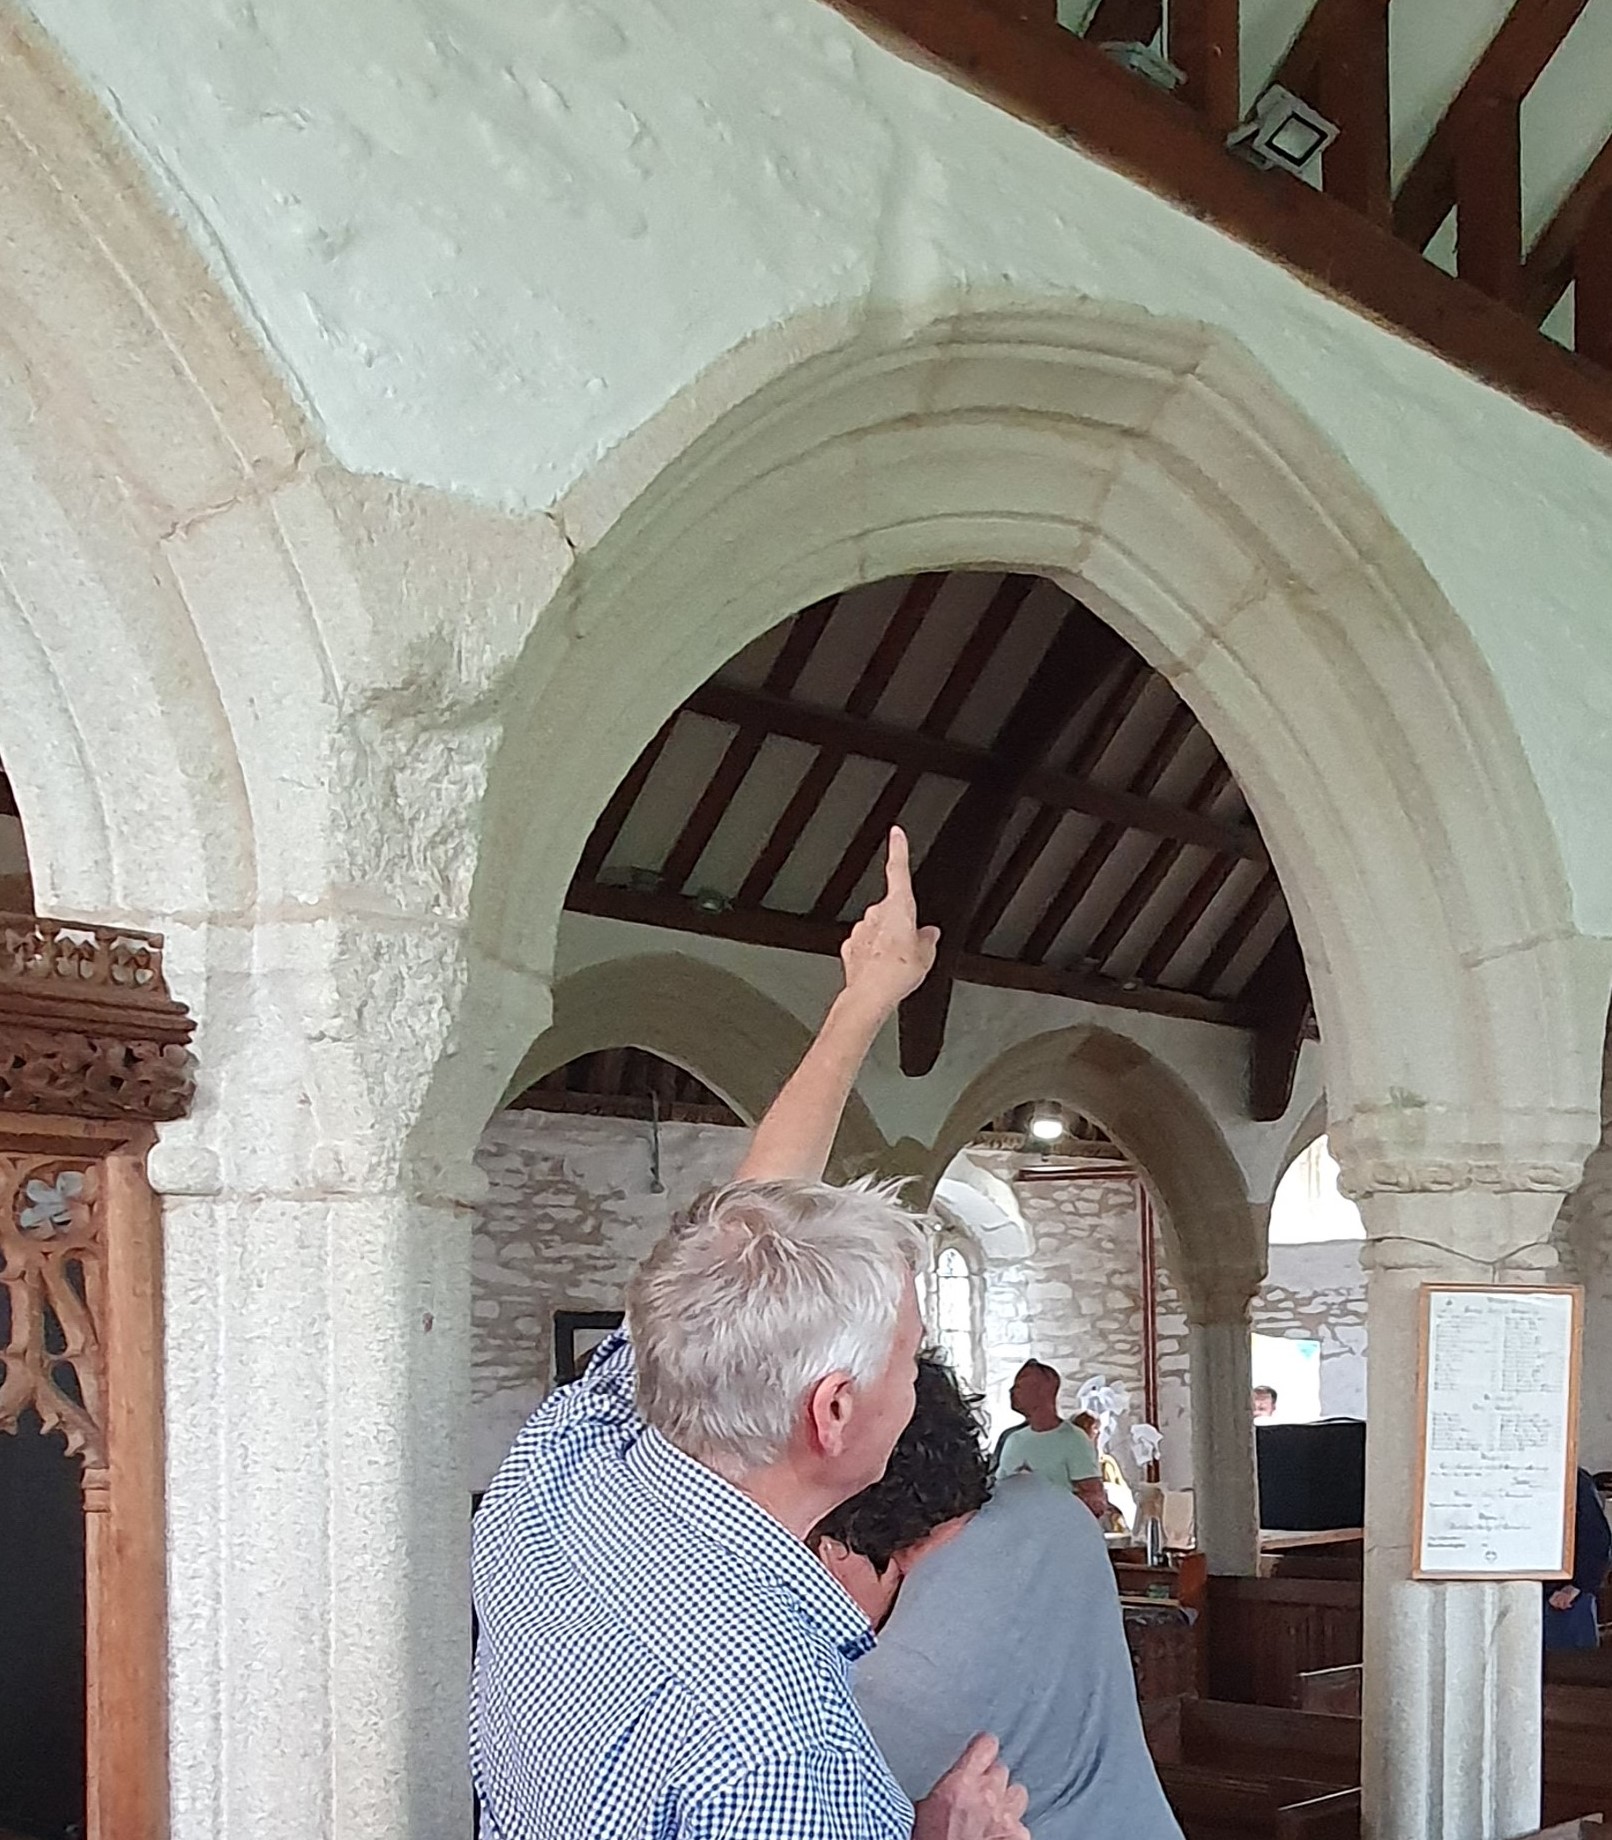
top-left (471, 1109), bottom-right (747, 1489)
top-left (1154, 1241), bottom-right (1368, 1491)
top-left (966, 1153), bottom-right (1366, 1493)
top-left (470, 1121), bottom-right (1369, 1499)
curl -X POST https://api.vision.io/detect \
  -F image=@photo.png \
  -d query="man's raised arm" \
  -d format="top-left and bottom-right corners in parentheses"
top-left (736, 828), bottom-right (938, 1184)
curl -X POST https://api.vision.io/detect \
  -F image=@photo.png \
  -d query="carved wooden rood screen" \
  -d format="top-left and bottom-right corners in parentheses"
top-left (0, 915), bottom-right (194, 1840)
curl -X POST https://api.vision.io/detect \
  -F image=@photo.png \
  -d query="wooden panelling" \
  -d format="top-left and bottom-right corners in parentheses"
top-left (1205, 1574), bottom-right (1363, 1708)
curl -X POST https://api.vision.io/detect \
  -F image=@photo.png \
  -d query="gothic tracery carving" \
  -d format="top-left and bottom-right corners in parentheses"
top-left (0, 912), bottom-right (194, 1122)
top-left (0, 1152), bottom-right (104, 1470)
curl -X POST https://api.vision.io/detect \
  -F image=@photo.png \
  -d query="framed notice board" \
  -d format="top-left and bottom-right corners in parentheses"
top-left (1412, 1284), bottom-right (1583, 1580)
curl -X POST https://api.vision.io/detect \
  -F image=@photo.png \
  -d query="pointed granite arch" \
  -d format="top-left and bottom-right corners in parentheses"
top-left (478, 302), bottom-right (1610, 1196)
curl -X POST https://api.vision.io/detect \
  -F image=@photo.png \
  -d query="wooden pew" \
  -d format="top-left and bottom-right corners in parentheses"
top-left (1206, 1575), bottom-right (1362, 1708)
top-left (1543, 1681), bottom-right (1612, 1828)
top-left (1145, 1697), bottom-right (1361, 1838)
top-left (1298, 1664), bottom-right (1362, 1716)
top-left (1153, 1762), bottom-right (1359, 1839)
top-left (1522, 1820), bottom-right (1604, 1839)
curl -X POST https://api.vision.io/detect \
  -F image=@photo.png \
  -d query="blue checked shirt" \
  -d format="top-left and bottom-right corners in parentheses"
top-left (470, 1331), bottom-right (916, 1839)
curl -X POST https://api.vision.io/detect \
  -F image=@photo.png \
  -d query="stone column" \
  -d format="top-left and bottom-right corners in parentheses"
top-left (1349, 1170), bottom-right (1577, 1840)
top-left (1187, 1289), bottom-right (1261, 1575)
top-left (155, 919), bottom-right (541, 1840)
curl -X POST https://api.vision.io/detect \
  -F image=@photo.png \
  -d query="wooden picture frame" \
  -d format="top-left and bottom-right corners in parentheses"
top-left (1412, 1283), bottom-right (1583, 1581)
top-left (553, 1310), bottom-right (624, 1385)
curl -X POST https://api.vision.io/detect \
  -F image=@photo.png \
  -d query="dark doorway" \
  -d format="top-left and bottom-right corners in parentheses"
top-left (0, 1409), bottom-right (86, 1840)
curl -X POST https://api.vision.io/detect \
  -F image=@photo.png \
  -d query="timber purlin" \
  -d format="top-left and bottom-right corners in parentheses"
top-left (568, 571), bottom-right (1308, 1098)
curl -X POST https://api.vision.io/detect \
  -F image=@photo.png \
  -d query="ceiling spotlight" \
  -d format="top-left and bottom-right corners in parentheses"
top-left (1227, 85), bottom-right (1339, 175)
top-left (1028, 1110), bottom-right (1067, 1144)
top-left (689, 887), bottom-right (731, 915)
top-left (1100, 41), bottom-right (1186, 92)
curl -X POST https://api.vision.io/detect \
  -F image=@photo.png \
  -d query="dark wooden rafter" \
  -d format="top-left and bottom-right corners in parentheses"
top-left (1191, 865), bottom-right (1280, 995)
top-left (899, 609), bottom-right (1131, 1074)
top-left (1022, 700), bottom-right (1198, 961)
top-left (1082, 755), bottom-right (1231, 970)
top-left (1576, 184), bottom-right (1612, 370)
top-left (689, 677), bottom-right (1265, 862)
top-left (1132, 847), bottom-right (1244, 985)
top-left (658, 595), bottom-right (838, 894)
top-left (1523, 136), bottom-right (1612, 327)
top-left (566, 566), bottom-right (1311, 1098)
top-left (811, 573), bottom-right (1036, 919)
top-left (578, 717), bottom-right (674, 883)
top-left (823, 0), bottom-right (1612, 448)
top-left (569, 877), bottom-right (1246, 1028)
top-left (965, 656), bottom-right (1151, 949)
top-left (1456, 92), bottom-right (1523, 304)
top-left (0, 769), bottom-right (16, 820)
top-left (1172, 0), bottom-right (1240, 135)
top-left (1394, 0), bottom-right (1591, 252)
top-left (1244, 923), bottom-right (1312, 1120)
top-left (1313, 0), bottom-right (1390, 224)
top-left (512, 1046), bottom-right (744, 1126)
top-left (1085, 0), bottom-right (1160, 44)
top-left (736, 574), bottom-right (944, 907)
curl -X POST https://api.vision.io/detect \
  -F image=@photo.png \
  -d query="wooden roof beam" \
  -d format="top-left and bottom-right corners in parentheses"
top-left (900, 611), bottom-right (1131, 1075)
top-left (657, 596), bottom-right (838, 895)
top-left (965, 657), bottom-right (1151, 950)
top-left (1020, 700), bottom-right (1198, 963)
top-left (1394, 0), bottom-right (1591, 252)
top-left (566, 878), bottom-right (1247, 1029)
top-left (734, 575), bottom-right (944, 908)
top-left (1244, 923), bottom-right (1312, 1120)
top-left (1190, 865), bottom-right (1280, 995)
top-left (824, 0), bottom-right (1612, 449)
top-left (686, 679), bottom-right (1268, 861)
top-left (1085, 0), bottom-right (1161, 45)
top-left (1522, 133), bottom-right (1612, 327)
top-left (811, 574), bottom-right (1036, 920)
top-left (577, 717), bottom-right (674, 883)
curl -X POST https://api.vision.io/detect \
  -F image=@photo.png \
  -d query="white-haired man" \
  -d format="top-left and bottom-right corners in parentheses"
top-left (471, 830), bottom-right (1029, 1840)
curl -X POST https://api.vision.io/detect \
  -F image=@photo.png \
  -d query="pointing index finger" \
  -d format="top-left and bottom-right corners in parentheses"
top-left (885, 826), bottom-right (915, 910)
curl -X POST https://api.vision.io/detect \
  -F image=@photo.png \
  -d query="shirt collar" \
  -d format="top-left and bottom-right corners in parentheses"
top-left (624, 1422), bottom-right (874, 1662)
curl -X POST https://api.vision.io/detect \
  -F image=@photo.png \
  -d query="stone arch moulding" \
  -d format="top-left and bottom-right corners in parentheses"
top-left (502, 954), bottom-right (890, 1174)
top-left (925, 1023), bottom-right (1264, 1320)
top-left (479, 301), bottom-right (1610, 1198)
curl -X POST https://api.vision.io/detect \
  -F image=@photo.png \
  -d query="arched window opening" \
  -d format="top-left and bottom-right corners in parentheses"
top-left (1269, 1135), bottom-right (1363, 1244)
top-left (925, 1234), bottom-right (984, 1394)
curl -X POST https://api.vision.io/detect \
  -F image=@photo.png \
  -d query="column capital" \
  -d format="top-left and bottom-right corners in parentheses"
top-left (1330, 1102), bottom-right (1595, 1205)
top-left (1337, 1155), bottom-right (1585, 1202)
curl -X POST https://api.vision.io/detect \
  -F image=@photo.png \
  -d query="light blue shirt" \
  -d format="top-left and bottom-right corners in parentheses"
top-left (470, 1331), bottom-right (914, 1838)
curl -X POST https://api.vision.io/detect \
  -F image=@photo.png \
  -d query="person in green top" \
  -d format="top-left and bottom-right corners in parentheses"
top-left (991, 1361), bottom-right (1108, 1520)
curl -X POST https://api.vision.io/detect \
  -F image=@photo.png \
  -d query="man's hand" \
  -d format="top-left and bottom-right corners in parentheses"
top-left (1549, 1585), bottom-right (1581, 1612)
top-left (736, 829), bottom-right (937, 1184)
top-left (913, 1734), bottom-right (1030, 1840)
top-left (1074, 1478), bottom-right (1110, 1522)
top-left (839, 828), bottom-right (940, 1021)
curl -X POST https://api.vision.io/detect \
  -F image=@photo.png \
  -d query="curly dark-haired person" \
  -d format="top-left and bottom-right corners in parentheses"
top-left (812, 1353), bottom-right (1182, 1840)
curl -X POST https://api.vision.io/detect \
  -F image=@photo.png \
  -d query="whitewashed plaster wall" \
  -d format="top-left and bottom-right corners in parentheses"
top-left (20, 0), bottom-right (1612, 933)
